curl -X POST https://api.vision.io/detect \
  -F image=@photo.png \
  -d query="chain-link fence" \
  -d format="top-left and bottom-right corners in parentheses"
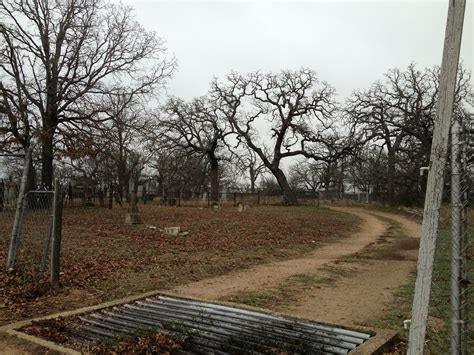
top-left (12, 191), bottom-right (55, 276)
top-left (449, 117), bottom-right (472, 353)
top-left (418, 116), bottom-right (472, 353)
top-left (1, 149), bottom-right (63, 286)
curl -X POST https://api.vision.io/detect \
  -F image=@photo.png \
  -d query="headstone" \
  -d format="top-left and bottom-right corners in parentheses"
top-left (125, 192), bottom-right (142, 224)
top-left (212, 202), bottom-right (220, 211)
top-left (237, 202), bottom-right (244, 212)
top-left (4, 180), bottom-right (17, 208)
top-left (164, 226), bottom-right (181, 236)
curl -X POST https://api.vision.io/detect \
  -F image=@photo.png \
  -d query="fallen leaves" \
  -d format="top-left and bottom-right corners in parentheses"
top-left (0, 204), bottom-right (356, 325)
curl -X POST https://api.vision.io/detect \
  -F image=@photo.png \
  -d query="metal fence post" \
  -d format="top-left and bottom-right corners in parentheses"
top-left (460, 116), bottom-right (471, 355)
top-left (5, 147), bottom-right (32, 271)
top-left (451, 120), bottom-right (461, 354)
top-left (50, 179), bottom-right (63, 288)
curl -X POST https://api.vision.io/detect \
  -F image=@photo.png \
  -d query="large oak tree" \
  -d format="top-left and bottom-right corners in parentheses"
top-left (346, 63), bottom-right (471, 205)
top-left (212, 68), bottom-right (347, 205)
top-left (0, 0), bottom-right (175, 188)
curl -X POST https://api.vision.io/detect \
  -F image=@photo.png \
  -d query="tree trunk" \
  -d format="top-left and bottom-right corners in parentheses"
top-left (41, 134), bottom-right (54, 190)
top-left (209, 155), bottom-right (219, 202)
top-left (26, 158), bottom-right (36, 192)
top-left (117, 170), bottom-right (125, 203)
top-left (124, 176), bottom-right (130, 203)
top-left (250, 167), bottom-right (256, 193)
top-left (387, 150), bottom-right (396, 205)
top-left (272, 167), bottom-right (298, 205)
top-left (338, 163), bottom-right (345, 199)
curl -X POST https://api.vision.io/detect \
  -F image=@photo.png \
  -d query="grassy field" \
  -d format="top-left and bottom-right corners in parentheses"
top-left (0, 203), bottom-right (358, 325)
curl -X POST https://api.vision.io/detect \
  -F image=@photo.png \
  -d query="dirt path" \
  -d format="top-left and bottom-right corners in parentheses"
top-left (171, 209), bottom-right (385, 298)
top-left (172, 207), bottom-right (421, 326)
top-left (285, 208), bottom-right (420, 325)
top-left (364, 209), bottom-right (420, 240)
top-left (284, 259), bottom-right (416, 325)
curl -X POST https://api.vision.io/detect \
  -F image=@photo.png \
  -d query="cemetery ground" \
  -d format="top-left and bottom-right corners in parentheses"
top-left (0, 202), bottom-right (468, 353)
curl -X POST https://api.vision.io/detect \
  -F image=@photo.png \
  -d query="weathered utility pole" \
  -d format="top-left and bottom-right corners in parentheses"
top-left (407, 0), bottom-right (466, 353)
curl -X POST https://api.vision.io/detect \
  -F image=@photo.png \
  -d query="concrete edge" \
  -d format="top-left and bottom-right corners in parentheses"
top-left (349, 329), bottom-right (399, 354)
top-left (6, 329), bottom-right (81, 355)
top-left (1, 290), bottom-right (398, 354)
top-left (0, 289), bottom-right (164, 333)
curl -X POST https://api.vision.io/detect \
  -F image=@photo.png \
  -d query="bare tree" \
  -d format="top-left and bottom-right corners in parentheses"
top-left (289, 161), bottom-right (323, 193)
top-left (0, 81), bottom-right (37, 190)
top-left (161, 96), bottom-right (231, 202)
top-left (346, 146), bottom-right (387, 202)
top-left (212, 68), bottom-right (343, 205)
top-left (0, 0), bottom-right (175, 188)
top-left (346, 63), bottom-right (471, 205)
top-left (150, 148), bottom-right (208, 199)
top-left (231, 145), bottom-right (266, 193)
top-left (98, 92), bottom-right (155, 201)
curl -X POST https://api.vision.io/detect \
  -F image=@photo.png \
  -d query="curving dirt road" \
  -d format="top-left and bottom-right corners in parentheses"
top-left (171, 209), bottom-right (385, 298)
top-left (171, 207), bottom-right (421, 326)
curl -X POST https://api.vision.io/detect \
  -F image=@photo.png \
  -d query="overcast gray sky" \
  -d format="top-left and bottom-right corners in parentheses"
top-left (121, 0), bottom-right (473, 101)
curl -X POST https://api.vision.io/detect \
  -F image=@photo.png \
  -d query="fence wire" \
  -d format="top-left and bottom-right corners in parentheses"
top-left (14, 191), bottom-right (54, 277)
top-left (1, 153), bottom-right (55, 281)
top-left (450, 116), bottom-right (472, 354)
top-left (458, 116), bottom-right (472, 354)
top-left (421, 117), bottom-right (472, 354)
top-left (0, 163), bottom-right (20, 270)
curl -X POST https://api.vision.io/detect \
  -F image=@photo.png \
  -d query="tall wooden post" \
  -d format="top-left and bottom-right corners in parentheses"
top-left (407, 0), bottom-right (466, 353)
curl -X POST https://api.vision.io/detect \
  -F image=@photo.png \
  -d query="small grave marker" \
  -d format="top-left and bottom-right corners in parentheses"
top-left (125, 192), bottom-right (142, 224)
top-left (164, 226), bottom-right (181, 236)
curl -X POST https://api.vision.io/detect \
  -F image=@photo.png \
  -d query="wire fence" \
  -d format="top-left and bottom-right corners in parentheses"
top-left (59, 187), bottom-right (324, 208)
top-left (1, 151), bottom-right (62, 286)
top-left (420, 117), bottom-right (473, 353)
top-left (12, 191), bottom-right (54, 278)
top-left (0, 174), bottom-right (20, 275)
top-left (152, 190), bottom-right (321, 207)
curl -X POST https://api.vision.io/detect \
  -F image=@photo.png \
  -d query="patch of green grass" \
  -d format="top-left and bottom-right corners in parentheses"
top-left (364, 224), bottom-right (474, 353)
top-left (227, 291), bottom-right (281, 308)
top-left (342, 213), bottom-right (421, 265)
top-left (223, 272), bottom-right (337, 309)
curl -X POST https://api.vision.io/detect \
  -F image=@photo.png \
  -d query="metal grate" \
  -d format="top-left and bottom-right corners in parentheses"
top-left (74, 295), bottom-right (372, 354)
